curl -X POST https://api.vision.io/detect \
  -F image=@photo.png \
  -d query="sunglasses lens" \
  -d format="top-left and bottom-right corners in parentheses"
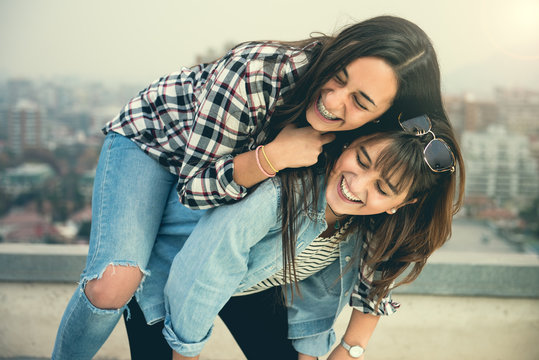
top-left (425, 140), bottom-right (454, 172)
top-left (400, 115), bottom-right (431, 134)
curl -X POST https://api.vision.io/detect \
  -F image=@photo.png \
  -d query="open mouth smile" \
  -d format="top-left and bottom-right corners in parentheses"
top-left (316, 96), bottom-right (340, 122)
top-left (339, 176), bottom-right (364, 204)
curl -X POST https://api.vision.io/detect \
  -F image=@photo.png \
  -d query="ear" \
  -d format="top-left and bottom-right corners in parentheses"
top-left (386, 198), bottom-right (418, 215)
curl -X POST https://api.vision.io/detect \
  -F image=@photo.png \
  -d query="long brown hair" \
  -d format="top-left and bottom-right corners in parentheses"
top-left (278, 118), bottom-right (465, 305)
top-left (264, 15), bottom-right (452, 300)
top-left (266, 15), bottom-right (447, 139)
top-left (347, 121), bottom-right (464, 306)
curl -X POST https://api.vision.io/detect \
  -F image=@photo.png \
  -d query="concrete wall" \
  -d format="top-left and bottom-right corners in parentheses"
top-left (1, 243), bottom-right (538, 360)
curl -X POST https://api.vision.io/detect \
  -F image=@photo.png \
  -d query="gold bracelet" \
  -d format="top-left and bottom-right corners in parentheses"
top-left (260, 146), bottom-right (279, 174)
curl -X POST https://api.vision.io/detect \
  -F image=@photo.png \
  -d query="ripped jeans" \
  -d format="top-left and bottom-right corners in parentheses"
top-left (52, 132), bottom-right (203, 360)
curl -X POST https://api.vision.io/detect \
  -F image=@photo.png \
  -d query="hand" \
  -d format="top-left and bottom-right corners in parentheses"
top-left (327, 344), bottom-right (364, 360)
top-left (264, 124), bottom-right (336, 171)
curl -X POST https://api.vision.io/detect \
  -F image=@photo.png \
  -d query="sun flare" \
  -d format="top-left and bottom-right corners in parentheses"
top-left (480, 0), bottom-right (539, 60)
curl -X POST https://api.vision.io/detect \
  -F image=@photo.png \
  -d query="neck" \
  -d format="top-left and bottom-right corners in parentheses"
top-left (325, 204), bottom-right (346, 227)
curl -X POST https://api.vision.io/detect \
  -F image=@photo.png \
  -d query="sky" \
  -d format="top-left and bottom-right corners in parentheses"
top-left (1, 0), bottom-right (538, 98)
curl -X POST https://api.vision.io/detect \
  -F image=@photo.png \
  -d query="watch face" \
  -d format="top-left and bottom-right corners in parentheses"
top-left (349, 345), bottom-right (365, 357)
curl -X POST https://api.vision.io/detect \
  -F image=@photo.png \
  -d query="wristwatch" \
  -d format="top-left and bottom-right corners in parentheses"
top-left (340, 337), bottom-right (365, 358)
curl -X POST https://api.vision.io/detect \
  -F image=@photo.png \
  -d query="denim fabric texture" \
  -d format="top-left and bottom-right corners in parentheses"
top-left (53, 132), bottom-right (364, 359)
top-left (52, 132), bottom-right (204, 359)
top-left (160, 177), bottom-right (362, 357)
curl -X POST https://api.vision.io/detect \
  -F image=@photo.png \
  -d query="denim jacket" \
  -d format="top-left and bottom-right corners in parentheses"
top-left (160, 176), bottom-right (398, 357)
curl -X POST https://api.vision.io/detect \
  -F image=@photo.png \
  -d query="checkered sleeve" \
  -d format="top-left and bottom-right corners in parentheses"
top-left (349, 242), bottom-right (401, 316)
top-left (102, 42), bottom-right (312, 210)
top-left (178, 52), bottom-right (284, 209)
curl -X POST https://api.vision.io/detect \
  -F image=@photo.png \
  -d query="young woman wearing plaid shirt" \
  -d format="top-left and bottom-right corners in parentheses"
top-left (52, 16), bottom-right (452, 360)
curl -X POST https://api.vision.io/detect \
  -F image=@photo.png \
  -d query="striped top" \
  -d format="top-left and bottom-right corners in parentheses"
top-left (237, 219), bottom-right (352, 296)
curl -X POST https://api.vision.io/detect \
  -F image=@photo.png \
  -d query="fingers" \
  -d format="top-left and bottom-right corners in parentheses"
top-left (320, 132), bottom-right (336, 145)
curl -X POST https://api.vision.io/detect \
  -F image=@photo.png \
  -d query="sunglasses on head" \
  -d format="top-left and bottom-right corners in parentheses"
top-left (398, 114), bottom-right (456, 173)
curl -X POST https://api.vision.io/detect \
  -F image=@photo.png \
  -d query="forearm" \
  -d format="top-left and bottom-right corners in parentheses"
top-left (233, 124), bottom-right (335, 188)
top-left (327, 309), bottom-right (379, 360)
top-left (343, 309), bottom-right (379, 349)
top-left (233, 147), bottom-right (281, 188)
top-left (173, 352), bottom-right (198, 360)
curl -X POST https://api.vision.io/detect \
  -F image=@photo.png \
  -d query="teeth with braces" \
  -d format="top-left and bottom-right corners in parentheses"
top-left (317, 97), bottom-right (339, 120)
top-left (340, 177), bottom-right (362, 203)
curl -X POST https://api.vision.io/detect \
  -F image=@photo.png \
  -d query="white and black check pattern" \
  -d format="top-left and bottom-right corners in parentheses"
top-left (103, 41), bottom-right (316, 209)
top-left (350, 238), bottom-right (400, 316)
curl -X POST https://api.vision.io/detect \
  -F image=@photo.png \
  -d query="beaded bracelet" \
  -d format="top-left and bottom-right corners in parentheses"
top-left (255, 145), bottom-right (276, 177)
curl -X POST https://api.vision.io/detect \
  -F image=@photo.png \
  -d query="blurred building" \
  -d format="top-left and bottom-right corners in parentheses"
top-left (444, 94), bottom-right (499, 137)
top-left (495, 88), bottom-right (539, 137)
top-left (0, 209), bottom-right (61, 243)
top-left (462, 125), bottom-right (539, 211)
top-left (6, 78), bottom-right (36, 104)
top-left (494, 88), bottom-right (539, 165)
top-left (0, 163), bottom-right (55, 196)
top-left (0, 105), bottom-right (8, 142)
top-left (78, 168), bottom-right (95, 201)
top-left (7, 99), bottom-right (46, 156)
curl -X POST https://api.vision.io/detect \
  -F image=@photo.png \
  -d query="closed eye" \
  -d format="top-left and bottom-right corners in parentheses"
top-left (376, 181), bottom-right (389, 196)
top-left (353, 95), bottom-right (368, 110)
top-left (358, 146), bottom-right (372, 167)
top-left (334, 72), bottom-right (368, 111)
top-left (334, 73), bottom-right (346, 85)
top-left (356, 154), bottom-right (367, 168)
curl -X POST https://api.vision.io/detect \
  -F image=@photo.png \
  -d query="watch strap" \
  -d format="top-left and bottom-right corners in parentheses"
top-left (340, 337), bottom-right (365, 358)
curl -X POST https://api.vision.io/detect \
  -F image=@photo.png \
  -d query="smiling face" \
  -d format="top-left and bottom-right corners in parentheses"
top-left (305, 57), bottom-right (398, 132)
top-left (325, 137), bottom-right (413, 217)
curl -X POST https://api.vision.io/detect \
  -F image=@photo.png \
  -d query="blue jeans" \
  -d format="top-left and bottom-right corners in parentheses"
top-left (52, 132), bottom-right (203, 360)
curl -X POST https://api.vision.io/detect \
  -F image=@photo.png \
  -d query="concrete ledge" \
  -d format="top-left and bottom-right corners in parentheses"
top-left (1, 243), bottom-right (539, 297)
top-left (1, 282), bottom-right (538, 360)
top-left (1, 244), bottom-right (539, 360)
top-left (393, 250), bottom-right (539, 297)
top-left (0, 244), bottom-right (87, 282)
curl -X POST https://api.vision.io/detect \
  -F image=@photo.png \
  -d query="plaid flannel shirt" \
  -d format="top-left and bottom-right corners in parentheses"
top-left (103, 41), bottom-right (316, 209)
top-left (350, 234), bottom-right (401, 315)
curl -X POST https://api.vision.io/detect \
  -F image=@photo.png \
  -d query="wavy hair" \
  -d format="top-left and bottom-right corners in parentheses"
top-left (267, 15), bottom-right (452, 300)
top-left (279, 118), bottom-right (465, 305)
top-left (267, 15), bottom-right (447, 138)
top-left (341, 120), bottom-right (465, 306)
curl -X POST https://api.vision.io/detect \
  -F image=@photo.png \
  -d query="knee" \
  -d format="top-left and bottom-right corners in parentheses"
top-left (85, 265), bottom-right (143, 310)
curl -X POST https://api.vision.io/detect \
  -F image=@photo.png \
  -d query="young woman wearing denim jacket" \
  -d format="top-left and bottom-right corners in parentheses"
top-left (136, 118), bottom-right (464, 359)
top-left (52, 16), bottom-right (453, 360)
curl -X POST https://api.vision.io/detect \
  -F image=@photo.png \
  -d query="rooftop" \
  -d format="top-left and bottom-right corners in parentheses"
top-left (1, 221), bottom-right (538, 359)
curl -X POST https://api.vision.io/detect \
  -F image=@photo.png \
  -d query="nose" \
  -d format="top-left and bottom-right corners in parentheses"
top-left (324, 87), bottom-right (347, 118)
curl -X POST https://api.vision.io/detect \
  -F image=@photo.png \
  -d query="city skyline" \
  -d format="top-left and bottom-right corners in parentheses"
top-left (1, 0), bottom-right (539, 98)
top-left (1, 0), bottom-right (538, 247)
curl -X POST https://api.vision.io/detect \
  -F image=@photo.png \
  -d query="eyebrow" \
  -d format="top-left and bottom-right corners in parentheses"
top-left (342, 68), bottom-right (377, 107)
top-left (385, 179), bottom-right (398, 195)
top-left (359, 146), bottom-right (372, 165)
top-left (360, 145), bottom-right (398, 195)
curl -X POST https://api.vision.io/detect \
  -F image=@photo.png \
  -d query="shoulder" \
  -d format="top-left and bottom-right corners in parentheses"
top-left (229, 41), bottom-right (317, 60)
top-left (224, 41), bottom-right (317, 74)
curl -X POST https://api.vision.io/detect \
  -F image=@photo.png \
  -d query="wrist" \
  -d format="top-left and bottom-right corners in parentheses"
top-left (340, 337), bottom-right (366, 359)
top-left (255, 145), bottom-right (277, 177)
top-left (263, 142), bottom-right (285, 171)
